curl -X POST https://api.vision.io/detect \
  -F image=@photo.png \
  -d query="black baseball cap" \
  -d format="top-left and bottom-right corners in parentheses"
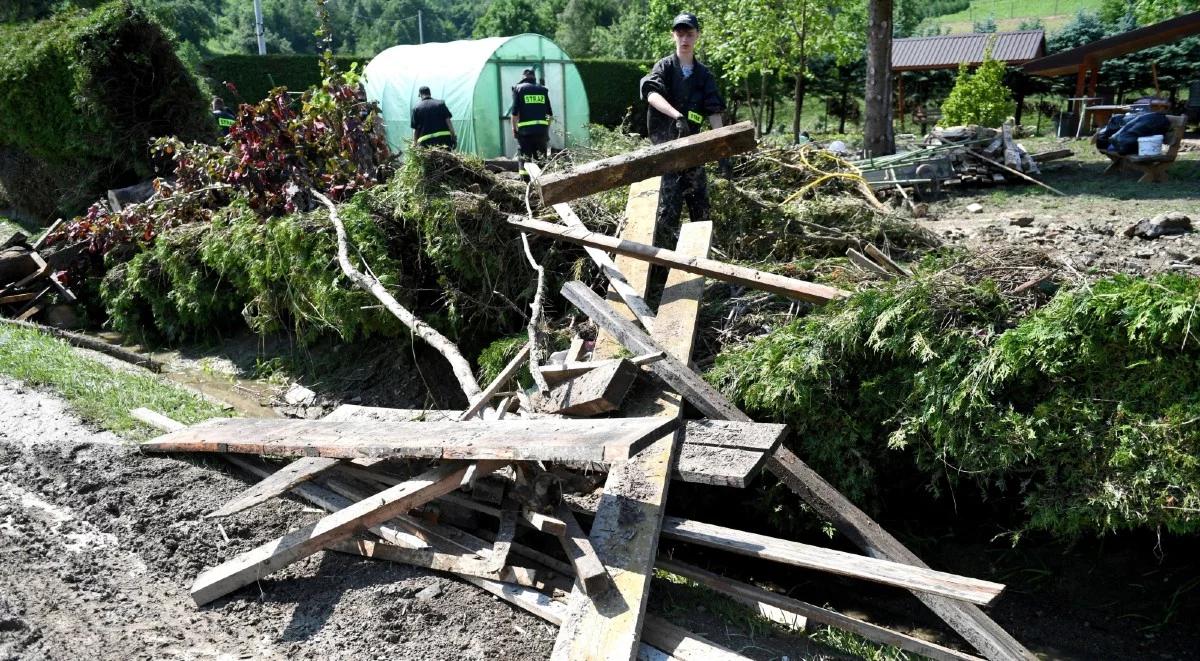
top-left (672, 12), bottom-right (699, 30)
top-left (522, 67), bottom-right (536, 77)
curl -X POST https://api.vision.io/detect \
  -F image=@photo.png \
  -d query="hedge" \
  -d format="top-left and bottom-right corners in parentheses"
top-left (573, 58), bottom-right (652, 128)
top-left (203, 54), bottom-right (651, 129)
top-left (0, 3), bottom-right (211, 219)
top-left (202, 54), bottom-right (368, 106)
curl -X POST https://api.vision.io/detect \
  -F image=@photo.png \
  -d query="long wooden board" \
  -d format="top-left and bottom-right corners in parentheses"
top-left (659, 517), bottom-right (1003, 605)
top-left (515, 219), bottom-right (849, 304)
top-left (551, 221), bottom-right (712, 660)
top-left (144, 416), bottom-right (678, 464)
top-left (595, 177), bottom-right (660, 359)
top-left (189, 460), bottom-right (504, 605)
top-left (536, 122), bottom-right (757, 205)
top-left (767, 448), bottom-right (1035, 660)
top-left (657, 558), bottom-right (982, 661)
top-left (206, 456), bottom-right (340, 518)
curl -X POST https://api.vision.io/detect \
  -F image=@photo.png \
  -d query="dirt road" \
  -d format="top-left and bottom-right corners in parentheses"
top-left (0, 378), bottom-right (555, 660)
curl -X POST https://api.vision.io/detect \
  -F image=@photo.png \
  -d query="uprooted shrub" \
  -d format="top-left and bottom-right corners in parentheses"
top-left (709, 251), bottom-right (1200, 539)
top-left (0, 2), bottom-right (212, 218)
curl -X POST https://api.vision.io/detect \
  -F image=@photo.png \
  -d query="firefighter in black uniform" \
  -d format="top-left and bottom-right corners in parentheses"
top-left (510, 68), bottom-right (553, 181)
top-left (212, 96), bottom-right (236, 136)
top-left (410, 86), bottom-right (456, 149)
top-left (639, 12), bottom-right (727, 247)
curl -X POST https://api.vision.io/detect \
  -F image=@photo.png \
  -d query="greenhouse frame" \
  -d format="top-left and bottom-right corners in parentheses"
top-left (363, 34), bottom-right (590, 159)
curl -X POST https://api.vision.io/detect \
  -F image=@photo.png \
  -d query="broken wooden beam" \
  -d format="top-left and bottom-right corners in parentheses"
top-left (206, 456), bottom-right (341, 518)
top-left (515, 218), bottom-right (848, 304)
top-left (766, 447), bottom-right (1035, 661)
top-left (846, 248), bottom-right (895, 279)
top-left (555, 504), bottom-right (610, 596)
top-left (657, 558), bottom-right (982, 661)
top-left (863, 243), bottom-right (913, 277)
top-left (143, 416), bottom-right (678, 464)
top-left (534, 357), bottom-right (637, 416)
top-left (536, 122), bottom-right (757, 205)
top-left (561, 280), bottom-right (748, 422)
top-left (190, 460), bottom-right (504, 606)
top-left (461, 341), bottom-right (530, 420)
top-left (329, 538), bottom-right (547, 588)
top-left (659, 517), bottom-right (1003, 605)
top-left (551, 220), bottom-right (712, 661)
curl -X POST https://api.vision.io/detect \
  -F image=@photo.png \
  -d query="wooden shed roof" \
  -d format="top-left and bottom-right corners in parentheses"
top-left (892, 30), bottom-right (1046, 72)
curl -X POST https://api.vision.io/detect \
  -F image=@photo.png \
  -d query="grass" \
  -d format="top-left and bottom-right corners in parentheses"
top-left (0, 214), bottom-right (41, 245)
top-left (0, 321), bottom-right (230, 439)
top-left (930, 0), bottom-right (1104, 33)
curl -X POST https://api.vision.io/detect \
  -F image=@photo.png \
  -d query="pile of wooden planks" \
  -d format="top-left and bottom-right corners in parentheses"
top-left (0, 226), bottom-right (76, 322)
top-left (138, 129), bottom-right (1032, 660)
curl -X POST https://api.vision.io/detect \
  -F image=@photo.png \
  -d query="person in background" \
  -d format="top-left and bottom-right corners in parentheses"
top-left (411, 86), bottom-right (456, 149)
top-left (510, 68), bottom-right (553, 182)
top-left (212, 96), bottom-right (236, 136)
top-left (639, 11), bottom-right (728, 247)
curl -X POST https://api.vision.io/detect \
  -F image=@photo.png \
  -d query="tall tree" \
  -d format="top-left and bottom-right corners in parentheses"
top-left (864, 0), bottom-right (893, 156)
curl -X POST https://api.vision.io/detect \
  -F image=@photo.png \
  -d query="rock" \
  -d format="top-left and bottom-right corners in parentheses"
top-left (283, 384), bottom-right (317, 406)
top-left (1124, 212), bottom-right (1192, 240)
top-left (966, 203), bottom-right (984, 214)
top-left (415, 583), bottom-right (442, 601)
top-left (1009, 212), bottom-right (1035, 227)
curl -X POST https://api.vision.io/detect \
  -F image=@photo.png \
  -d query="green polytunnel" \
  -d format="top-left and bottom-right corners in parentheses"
top-left (362, 34), bottom-right (590, 159)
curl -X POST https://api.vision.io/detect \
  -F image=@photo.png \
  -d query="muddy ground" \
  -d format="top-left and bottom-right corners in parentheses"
top-left (0, 377), bottom-right (851, 660)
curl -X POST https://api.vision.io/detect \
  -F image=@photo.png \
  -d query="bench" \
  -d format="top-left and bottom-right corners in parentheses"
top-left (1103, 114), bottom-right (1186, 183)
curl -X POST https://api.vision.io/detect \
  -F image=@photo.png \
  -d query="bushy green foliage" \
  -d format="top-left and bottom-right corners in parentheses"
top-left (574, 58), bottom-right (652, 128)
top-left (202, 54), bottom-right (367, 105)
top-left (709, 262), bottom-right (1200, 538)
top-left (939, 48), bottom-right (1014, 128)
top-left (0, 2), bottom-right (211, 217)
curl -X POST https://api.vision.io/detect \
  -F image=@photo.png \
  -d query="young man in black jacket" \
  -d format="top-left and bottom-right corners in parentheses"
top-left (639, 12), bottom-right (726, 246)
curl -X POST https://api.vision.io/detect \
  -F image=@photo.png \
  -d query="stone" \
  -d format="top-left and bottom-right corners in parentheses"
top-left (415, 583), bottom-right (442, 601)
top-left (1008, 213), bottom-right (1035, 227)
top-left (1124, 212), bottom-right (1192, 240)
top-left (283, 384), bottom-right (317, 406)
top-left (966, 203), bottom-right (984, 214)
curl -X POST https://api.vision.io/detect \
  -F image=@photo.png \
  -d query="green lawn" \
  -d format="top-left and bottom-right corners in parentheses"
top-left (931, 0), bottom-right (1104, 33)
top-left (0, 214), bottom-right (41, 245)
top-left (0, 322), bottom-right (229, 439)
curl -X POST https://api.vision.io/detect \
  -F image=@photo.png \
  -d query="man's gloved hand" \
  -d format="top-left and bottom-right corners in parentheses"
top-left (718, 157), bottom-right (734, 179)
top-left (673, 116), bottom-right (691, 139)
top-left (450, 135), bottom-right (458, 149)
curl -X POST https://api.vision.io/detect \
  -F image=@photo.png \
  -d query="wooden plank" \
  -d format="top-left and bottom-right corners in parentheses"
top-left (537, 122), bottom-right (757, 205)
top-left (640, 615), bottom-right (748, 661)
top-left (206, 457), bottom-right (340, 518)
top-left (555, 504), bottom-right (610, 595)
top-left (660, 517), bottom-right (1003, 605)
top-left (551, 220), bottom-right (712, 661)
top-left (329, 538), bottom-right (546, 588)
top-left (130, 407), bottom-right (185, 432)
top-left (595, 177), bottom-right (660, 360)
top-left (535, 358), bottom-right (638, 416)
top-left (325, 405), bottom-right (458, 422)
top-left (674, 444), bottom-right (767, 488)
top-left (0, 292), bottom-right (36, 305)
top-left (657, 558), bottom-right (982, 661)
top-left (527, 162), bottom-right (656, 333)
top-left (436, 493), bottom-right (569, 537)
top-left (767, 448), bottom-right (1036, 661)
top-left (863, 244), bottom-right (913, 277)
top-left (189, 460), bottom-right (504, 606)
top-left (846, 248), bottom-right (894, 279)
top-left (461, 341), bottom-right (530, 420)
top-left (517, 219), bottom-right (849, 304)
top-left (682, 419), bottom-right (786, 451)
top-left (143, 416), bottom-right (678, 464)
top-left (561, 280), bottom-right (749, 422)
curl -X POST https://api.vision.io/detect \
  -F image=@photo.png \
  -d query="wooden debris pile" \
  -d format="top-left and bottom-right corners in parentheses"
top-left (0, 223), bottom-right (77, 322)
top-left (137, 123), bottom-right (1034, 660)
top-left (854, 122), bottom-right (1073, 202)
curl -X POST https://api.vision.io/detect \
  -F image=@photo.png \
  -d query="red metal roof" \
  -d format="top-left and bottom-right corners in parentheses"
top-left (892, 30), bottom-right (1046, 71)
